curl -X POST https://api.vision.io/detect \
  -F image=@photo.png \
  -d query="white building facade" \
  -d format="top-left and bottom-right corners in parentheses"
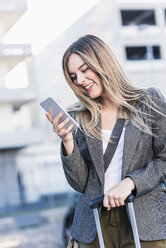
top-left (0, 0), bottom-right (44, 209)
top-left (117, 0), bottom-right (166, 92)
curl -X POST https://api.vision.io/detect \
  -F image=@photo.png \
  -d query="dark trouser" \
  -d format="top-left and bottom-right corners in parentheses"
top-left (77, 206), bottom-right (166, 248)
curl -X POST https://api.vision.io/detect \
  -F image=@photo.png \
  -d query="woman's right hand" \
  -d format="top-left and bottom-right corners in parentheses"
top-left (46, 112), bottom-right (74, 155)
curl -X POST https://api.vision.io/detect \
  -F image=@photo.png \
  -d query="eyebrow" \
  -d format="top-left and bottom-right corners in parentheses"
top-left (69, 63), bottom-right (87, 75)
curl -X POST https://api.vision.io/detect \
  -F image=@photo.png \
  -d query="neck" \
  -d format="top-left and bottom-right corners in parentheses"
top-left (101, 96), bottom-right (119, 112)
top-left (100, 97), bottom-right (120, 130)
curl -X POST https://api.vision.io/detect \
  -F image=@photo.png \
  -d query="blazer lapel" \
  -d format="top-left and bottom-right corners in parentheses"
top-left (122, 121), bottom-right (142, 178)
top-left (85, 119), bottom-right (105, 188)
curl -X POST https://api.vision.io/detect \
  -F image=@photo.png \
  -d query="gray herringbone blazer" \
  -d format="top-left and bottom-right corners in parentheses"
top-left (61, 87), bottom-right (166, 243)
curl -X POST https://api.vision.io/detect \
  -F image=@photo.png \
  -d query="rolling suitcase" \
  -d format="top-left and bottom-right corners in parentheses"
top-left (89, 194), bottom-right (141, 248)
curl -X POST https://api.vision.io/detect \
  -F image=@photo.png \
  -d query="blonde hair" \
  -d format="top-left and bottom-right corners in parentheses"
top-left (62, 35), bottom-right (159, 139)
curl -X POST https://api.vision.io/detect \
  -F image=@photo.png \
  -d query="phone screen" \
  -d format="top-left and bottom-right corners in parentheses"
top-left (40, 97), bottom-right (80, 131)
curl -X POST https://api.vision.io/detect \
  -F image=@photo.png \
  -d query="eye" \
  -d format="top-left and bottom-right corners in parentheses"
top-left (82, 67), bottom-right (89, 73)
top-left (70, 76), bottom-right (77, 83)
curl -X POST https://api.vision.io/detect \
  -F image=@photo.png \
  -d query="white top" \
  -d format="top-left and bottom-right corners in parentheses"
top-left (102, 128), bottom-right (126, 194)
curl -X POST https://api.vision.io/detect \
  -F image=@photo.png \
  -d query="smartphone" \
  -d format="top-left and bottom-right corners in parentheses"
top-left (40, 97), bottom-right (80, 131)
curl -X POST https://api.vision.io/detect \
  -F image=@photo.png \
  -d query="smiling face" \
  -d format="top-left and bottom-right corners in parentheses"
top-left (67, 53), bottom-right (105, 99)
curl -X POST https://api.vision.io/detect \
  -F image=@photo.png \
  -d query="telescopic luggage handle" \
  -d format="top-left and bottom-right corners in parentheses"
top-left (90, 196), bottom-right (105, 248)
top-left (89, 194), bottom-right (141, 248)
top-left (89, 194), bottom-right (134, 209)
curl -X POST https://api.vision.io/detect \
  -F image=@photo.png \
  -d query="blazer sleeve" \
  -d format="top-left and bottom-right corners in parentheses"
top-left (127, 87), bottom-right (166, 197)
top-left (60, 112), bottom-right (89, 193)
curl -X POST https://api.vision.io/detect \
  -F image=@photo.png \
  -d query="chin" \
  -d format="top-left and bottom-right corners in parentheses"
top-left (89, 92), bottom-right (101, 99)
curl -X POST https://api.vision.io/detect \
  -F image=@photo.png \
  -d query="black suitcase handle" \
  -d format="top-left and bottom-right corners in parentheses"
top-left (89, 196), bottom-right (104, 209)
top-left (89, 193), bottom-right (135, 209)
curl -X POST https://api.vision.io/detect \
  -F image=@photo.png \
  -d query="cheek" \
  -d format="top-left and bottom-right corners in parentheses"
top-left (99, 83), bottom-right (104, 93)
top-left (87, 69), bottom-right (98, 78)
top-left (97, 78), bottom-right (103, 89)
top-left (86, 70), bottom-right (103, 89)
top-left (92, 73), bottom-right (102, 84)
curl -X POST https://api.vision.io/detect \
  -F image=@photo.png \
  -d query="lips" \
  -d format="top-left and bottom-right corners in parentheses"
top-left (84, 82), bottom-right (94, 91)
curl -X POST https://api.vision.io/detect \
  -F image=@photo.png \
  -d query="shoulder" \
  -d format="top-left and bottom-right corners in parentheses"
top-left (67, 101), bottom-right (83, 112)
top-left (134, 87), bottom-right (166, 119)
top-left (145, 87), bottom-right (165, 99)
top-left (142, 87), bottom-right (166, 117)
top-left (66, 101), bottom-right (85, 119)
top-left (140, 87), bottom-right (166, 104)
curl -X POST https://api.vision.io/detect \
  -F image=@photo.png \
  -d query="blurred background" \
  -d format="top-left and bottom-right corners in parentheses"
top-left (0, 0), bottom-right (166, 247)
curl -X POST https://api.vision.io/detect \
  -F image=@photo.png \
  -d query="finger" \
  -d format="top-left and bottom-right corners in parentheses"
top-left (65, 123), bottom-right (74, 133)
top-left (113, 195), bottom-right (125, 207)
top-left (54, 117), bottom-right (70, 134)
top-left (107, 206), bottom-right (111, 211)
top-left (103, 195), bottom-right (111, 211)
top-left (113, 195), bottom-right (120, 207)
top-left (56, 117), bottom-right (70, 131)
top-left (119, 197), bottom-right (125, 206)
top-left (46, 112), bottom-right (53, 123)
top-left (108, 195), bottom-right (116, 208)
top-left (52, 112), bottom-right (63, 129)
top-left (58, 124), bottom-right (73, 138)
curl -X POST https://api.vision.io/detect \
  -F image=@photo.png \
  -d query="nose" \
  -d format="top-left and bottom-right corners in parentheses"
top-left (77, 72), bottom-right (85, 85)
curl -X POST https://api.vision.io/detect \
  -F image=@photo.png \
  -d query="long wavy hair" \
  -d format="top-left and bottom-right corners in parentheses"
top-left (62, 34), bottom-right (159, 139)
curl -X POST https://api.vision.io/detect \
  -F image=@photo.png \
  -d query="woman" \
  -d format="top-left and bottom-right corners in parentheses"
top-left (46, 35), bottom-right (166, 248)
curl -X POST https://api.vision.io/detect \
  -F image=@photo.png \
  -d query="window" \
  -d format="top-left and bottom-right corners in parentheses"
top-left (13, 105), bottom-right (20, 112)
top-left (121, 10), bottom-right (156, 26)
top-left (125, 46), bottom-right (161, 60)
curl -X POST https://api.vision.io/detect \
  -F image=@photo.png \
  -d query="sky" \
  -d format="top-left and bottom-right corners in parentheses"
top-left (3, 0), bottom-right (100, 89)
top-left (3, 0), bottom-right (100, 55)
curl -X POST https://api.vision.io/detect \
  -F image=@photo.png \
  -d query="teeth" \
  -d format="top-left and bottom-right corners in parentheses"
top-left (85, 82), bottom-right (94, 89)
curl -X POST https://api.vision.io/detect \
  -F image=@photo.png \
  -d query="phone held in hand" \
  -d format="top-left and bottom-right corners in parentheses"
top-left (40, 97), bottom-right (80, 131)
